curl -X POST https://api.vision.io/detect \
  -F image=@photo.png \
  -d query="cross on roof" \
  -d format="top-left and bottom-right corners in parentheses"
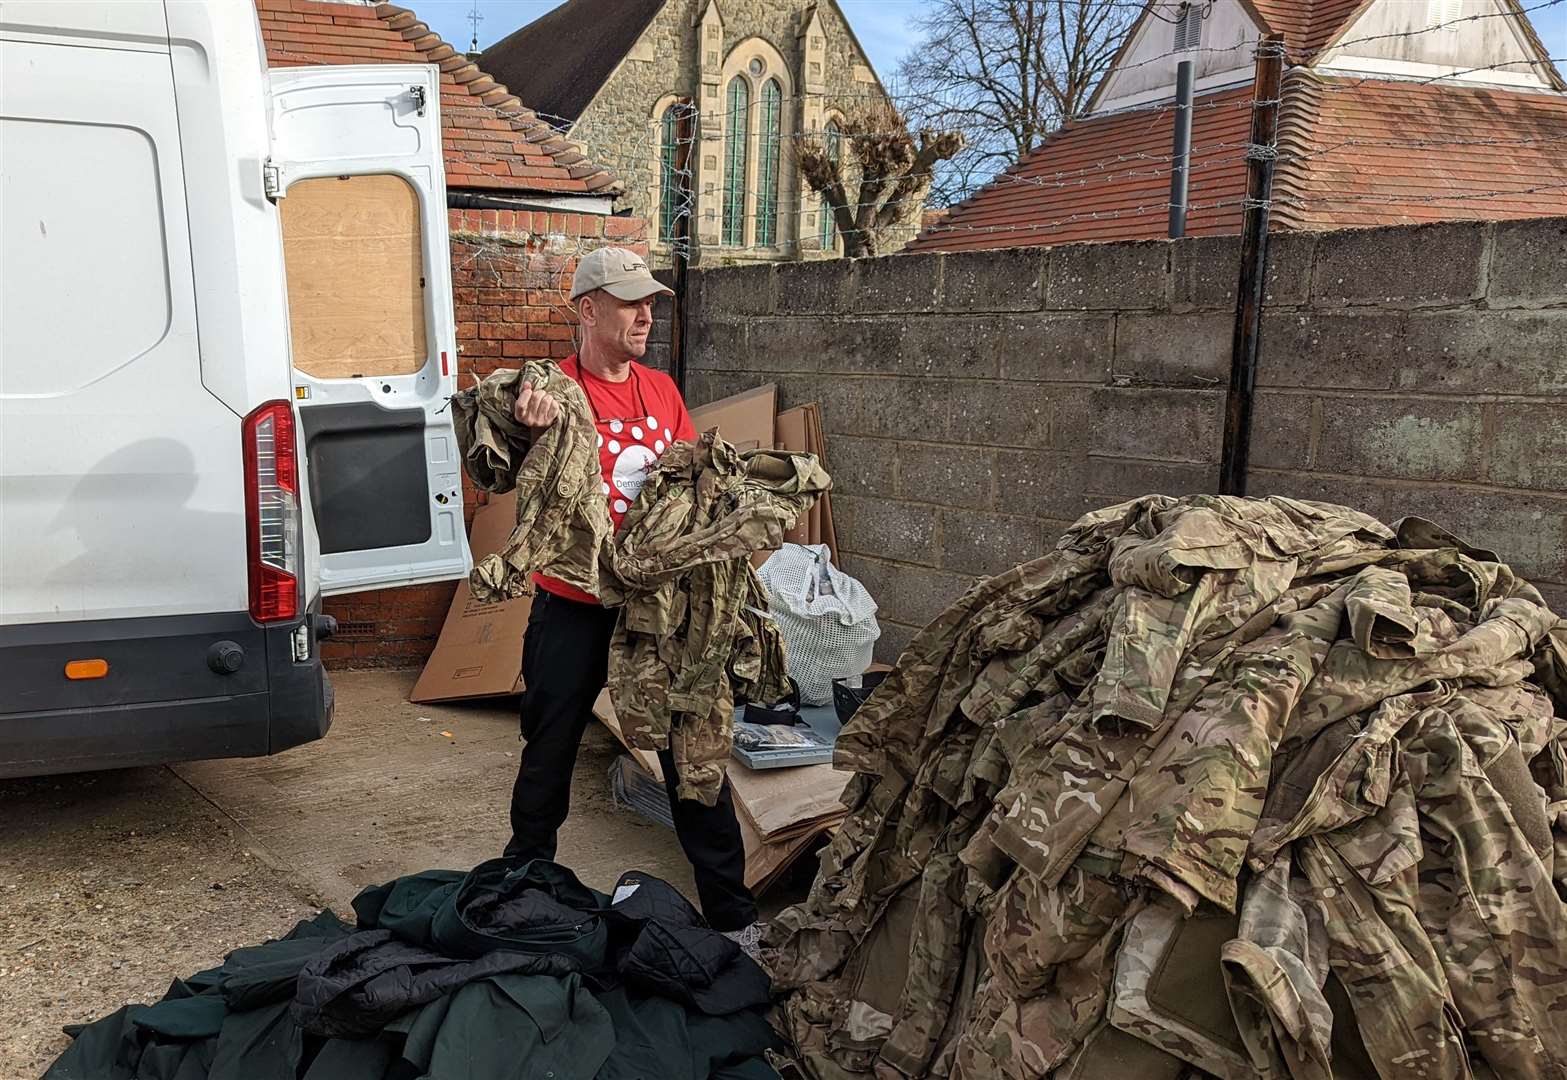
top-left (467, 2), bottom-right (483, 54)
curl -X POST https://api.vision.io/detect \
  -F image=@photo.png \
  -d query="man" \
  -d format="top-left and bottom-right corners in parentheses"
top-left (503, 247), bottom-right (762, 954)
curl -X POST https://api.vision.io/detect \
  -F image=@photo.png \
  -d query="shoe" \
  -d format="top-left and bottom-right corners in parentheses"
top-left (722, 921), bottom-right (765, 962)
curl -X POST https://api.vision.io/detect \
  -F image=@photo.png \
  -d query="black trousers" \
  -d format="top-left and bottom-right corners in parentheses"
top-left (503, 590), bottom-right (758, 932)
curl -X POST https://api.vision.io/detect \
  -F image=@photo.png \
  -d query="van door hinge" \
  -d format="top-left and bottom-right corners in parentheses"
top-left (263, 160), bottom-right (283, 200)
top-left (409, 85), bottom-right (427, 116)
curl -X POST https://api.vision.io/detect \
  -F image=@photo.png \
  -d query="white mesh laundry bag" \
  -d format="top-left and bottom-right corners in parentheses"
top-left (756, 543), bottom-right (880, 706)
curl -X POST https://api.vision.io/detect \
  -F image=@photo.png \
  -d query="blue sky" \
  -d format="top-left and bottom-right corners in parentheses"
top-left (419, 1), bottom-right (1564, 85)
top-left (1523, 2), bottom-right (1565, 67)
top-left (417, 0), bottom-right (926, 73)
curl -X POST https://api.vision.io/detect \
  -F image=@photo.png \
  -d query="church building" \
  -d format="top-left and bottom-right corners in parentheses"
top-left (482, 0), bottom-right (897, 266)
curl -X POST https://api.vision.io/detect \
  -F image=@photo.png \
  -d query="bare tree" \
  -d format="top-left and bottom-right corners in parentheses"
top-left (796, 101), bottom-right (963, 258)
top-left (898, 0), bottom-right (1143, 205)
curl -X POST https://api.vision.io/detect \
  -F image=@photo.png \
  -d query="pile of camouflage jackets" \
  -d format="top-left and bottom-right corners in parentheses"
top-left (764, 494), bottom-right (1567, 1080)
top-left (452, 363), bottom-right (830, 804)
top-left (46, 859), bottom-right (783, 1079)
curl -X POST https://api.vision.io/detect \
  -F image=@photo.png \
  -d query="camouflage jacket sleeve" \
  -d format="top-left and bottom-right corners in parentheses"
top-left (450, 362), bottom-right (616, 602)
top-left (611, 436), bottom-right (831, 590)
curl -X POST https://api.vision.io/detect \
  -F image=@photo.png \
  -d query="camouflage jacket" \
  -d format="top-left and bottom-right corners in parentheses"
top-left (452, 363), bottom-right (830, 804)
top-left (762, 494), bottom-right (1567, 1080)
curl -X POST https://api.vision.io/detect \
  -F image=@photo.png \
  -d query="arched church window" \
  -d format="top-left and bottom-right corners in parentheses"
top-left (722, 76), bottom-right (750, 246)
top-left (755, 78), bottom-right (783, 246)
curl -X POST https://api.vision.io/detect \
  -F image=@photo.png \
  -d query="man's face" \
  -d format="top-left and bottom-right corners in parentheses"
top-left (582, 291), bottom-right (654, 361)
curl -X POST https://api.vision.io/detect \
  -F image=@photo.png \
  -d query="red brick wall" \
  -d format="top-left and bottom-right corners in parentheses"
top-left (321, 207), bottom-right (649, 669)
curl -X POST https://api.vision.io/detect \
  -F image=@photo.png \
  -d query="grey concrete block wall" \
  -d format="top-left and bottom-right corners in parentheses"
top-left (660, 217), bottom-right (1567, 655)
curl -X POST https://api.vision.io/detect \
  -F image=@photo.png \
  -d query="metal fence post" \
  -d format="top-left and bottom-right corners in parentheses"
top-left (1219, 34), bottom-right (1285, 497)
top-left (669, 99), bottom-right (695, 397)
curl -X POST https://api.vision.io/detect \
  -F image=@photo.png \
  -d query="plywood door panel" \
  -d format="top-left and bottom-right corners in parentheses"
top-left (281, 174), bottom-right (426, 379)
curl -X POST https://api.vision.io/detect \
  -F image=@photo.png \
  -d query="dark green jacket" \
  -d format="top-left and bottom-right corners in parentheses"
top-left (46, 861), bottom-right (781, 1080)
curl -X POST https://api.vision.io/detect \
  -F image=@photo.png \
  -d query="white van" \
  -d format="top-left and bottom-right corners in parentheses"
top-left (0, 2), bottom-right (470, 776)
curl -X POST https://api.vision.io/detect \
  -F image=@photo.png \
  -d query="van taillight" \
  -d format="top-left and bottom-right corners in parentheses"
top-left (243, 401), bottom-right (301, 623)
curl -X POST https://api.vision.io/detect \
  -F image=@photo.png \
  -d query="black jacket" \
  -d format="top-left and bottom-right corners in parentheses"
top-left (46, 860), bottom-right (781, 1080)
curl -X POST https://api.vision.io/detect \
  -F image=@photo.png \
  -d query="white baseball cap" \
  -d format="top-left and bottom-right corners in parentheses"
top-left (570, 246), bottom-right (674, 302)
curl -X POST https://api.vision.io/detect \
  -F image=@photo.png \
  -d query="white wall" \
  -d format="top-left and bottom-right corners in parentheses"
top-left (1319, 0), bottom-right (1557, 90)
top-left (1091, 0), bottom-right (1261, 114)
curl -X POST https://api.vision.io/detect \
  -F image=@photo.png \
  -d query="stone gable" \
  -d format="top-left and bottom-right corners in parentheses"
top-left (568, 0), bottom-right (898, 267)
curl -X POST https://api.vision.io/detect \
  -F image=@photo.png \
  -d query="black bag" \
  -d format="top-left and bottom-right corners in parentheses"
top-left (832, 669), bottom-right (889, 725)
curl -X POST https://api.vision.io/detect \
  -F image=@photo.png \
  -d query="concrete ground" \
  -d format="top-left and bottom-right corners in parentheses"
top-left (0, 669), bottom-right (711, 1076)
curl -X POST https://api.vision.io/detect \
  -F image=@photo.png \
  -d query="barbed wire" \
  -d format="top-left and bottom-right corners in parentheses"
top-left (425, 11), bottom-right (1567, 291)
top-left (479, 49), bottom-right (1562, 207)
top-left (455, 100), bottom-right (1567, 220)
top-left (1305, 56), bottom-right (1566, 96)
top-left (450, 159), bottom-right (1567, 272)
top-left (263, 0), bottom-right (1567, 331)
top-left (269, 9), bottom-right (1565, 235)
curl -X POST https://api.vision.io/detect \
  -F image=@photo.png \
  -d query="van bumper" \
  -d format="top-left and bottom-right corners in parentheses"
top-left (0, 607), bottom-right (333, 778)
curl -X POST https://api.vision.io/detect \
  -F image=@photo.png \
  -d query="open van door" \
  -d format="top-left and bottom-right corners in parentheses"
top-left (267, 64), bottom-right (469, 596)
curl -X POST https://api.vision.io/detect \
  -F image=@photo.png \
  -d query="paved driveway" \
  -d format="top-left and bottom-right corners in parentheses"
top-left (1, 670), bottom-right (693, 1075)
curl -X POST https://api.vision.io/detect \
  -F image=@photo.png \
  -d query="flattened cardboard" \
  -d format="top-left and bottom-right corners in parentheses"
top-left (599, 689), bottom-right (850, 838)
top-left (409, 493), bottom-right (531, 703)
top-left (595, 693), bottom-right (844, 891)
top-left (689, 384), bottom-right (777, 452)
top-left (742, 817), bottom-right (819, 892)
top-left (730, 761), bottom-right (849, 840)
top-left (774, 403), bottom-right (838, 564)
top-left (809, 404), bottom-right (840, 559)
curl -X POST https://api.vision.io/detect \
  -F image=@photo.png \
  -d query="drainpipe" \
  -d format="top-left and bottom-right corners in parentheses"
top-left (1168, 60), bottom-right (1195, 239)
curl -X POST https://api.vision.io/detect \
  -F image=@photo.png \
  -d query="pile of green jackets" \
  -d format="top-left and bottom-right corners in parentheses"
top-left (46, 859), bottom-right (783, 1079)
top-left (764, 494), bottom-right (1567, 1080)
top-left (452, 363), bottom-right (831, 804)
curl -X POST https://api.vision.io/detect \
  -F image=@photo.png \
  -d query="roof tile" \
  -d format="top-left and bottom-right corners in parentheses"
top-left (911, 73), bottom-right (1567, 252)
top-left (907, 86), bottom-right (1254, 252)
top-left (1251, 0), bottom-right (1365, 58)
top-left (1272, 74), bottom-right (1567, 230)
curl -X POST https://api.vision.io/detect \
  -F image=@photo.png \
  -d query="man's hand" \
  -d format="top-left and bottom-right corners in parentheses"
top-left (514, 380), bottom-right (562, 435)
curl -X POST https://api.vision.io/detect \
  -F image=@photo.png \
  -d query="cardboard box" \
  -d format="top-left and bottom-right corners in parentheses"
top-left (689, 384), bottom-right (777, 452)
top-left (773, 403), bottom-right (838, 564)
top-left (408, 493), bottom-right (531, 704)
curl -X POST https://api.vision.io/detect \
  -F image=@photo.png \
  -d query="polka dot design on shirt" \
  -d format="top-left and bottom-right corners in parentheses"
top-left (600, 411), bottom-right (675, 522)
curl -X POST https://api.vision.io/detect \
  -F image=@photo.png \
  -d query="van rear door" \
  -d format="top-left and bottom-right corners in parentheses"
top-left (267, 64), bottom-right (469, 596)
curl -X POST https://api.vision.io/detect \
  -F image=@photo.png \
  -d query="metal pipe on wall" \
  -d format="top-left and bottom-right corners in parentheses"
top-left (1168, 60), bottom-right (1195, 239)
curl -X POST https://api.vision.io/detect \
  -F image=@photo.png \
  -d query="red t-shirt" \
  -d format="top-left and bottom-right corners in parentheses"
top-left (534, 356), bottom-right (696, 604)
